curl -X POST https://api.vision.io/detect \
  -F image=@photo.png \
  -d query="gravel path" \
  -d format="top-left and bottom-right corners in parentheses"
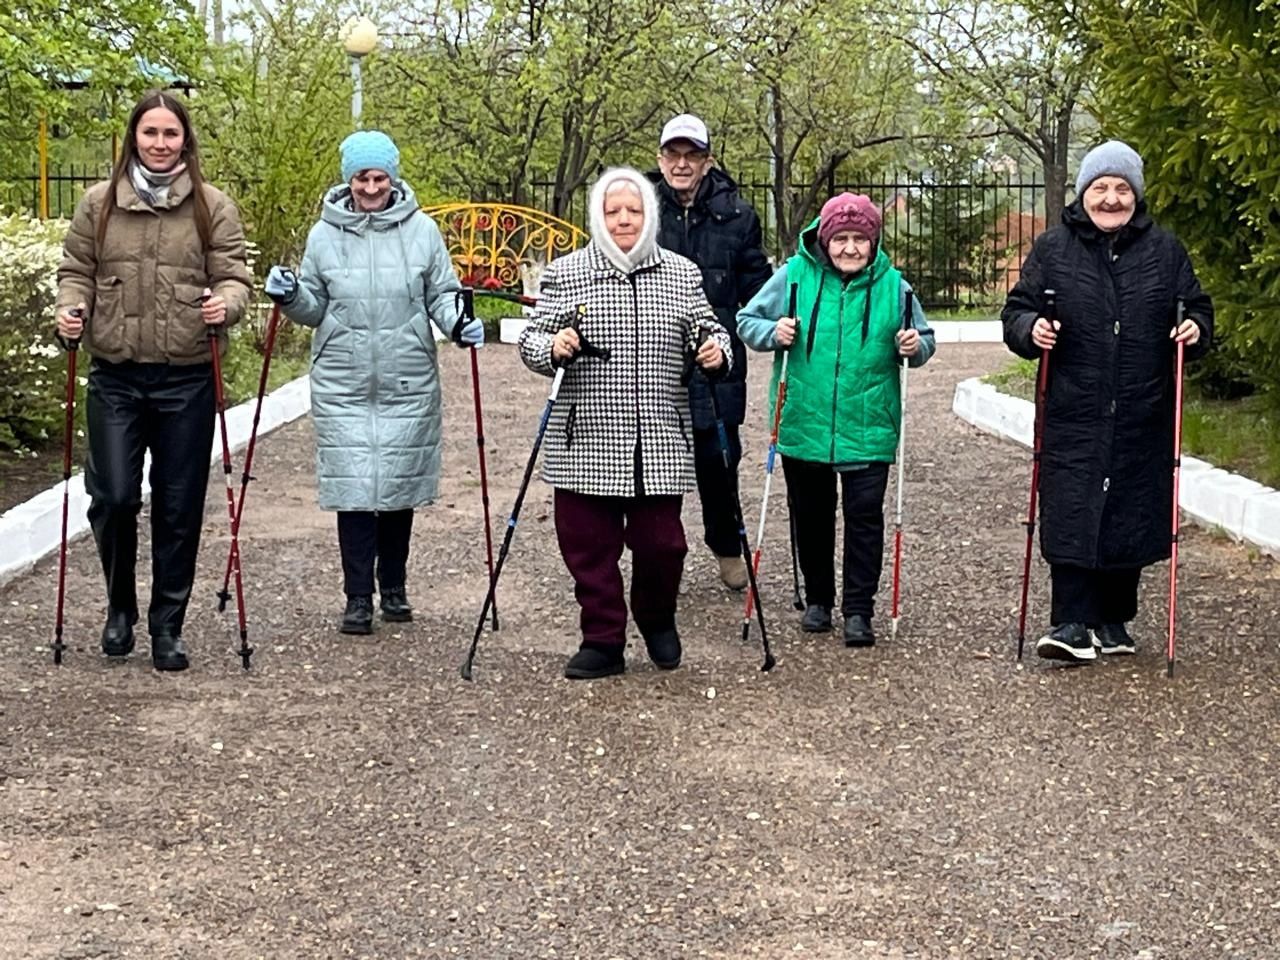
top-left (2, 342), bottom-right (1278, 959)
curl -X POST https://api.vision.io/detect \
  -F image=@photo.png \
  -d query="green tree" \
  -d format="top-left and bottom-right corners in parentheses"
top-left (1089, 0), bottom-right (1280, 398)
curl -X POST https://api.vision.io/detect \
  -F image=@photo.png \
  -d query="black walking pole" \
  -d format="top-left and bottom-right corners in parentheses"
top-left (700, 330), bottom-right (776, 673)
top-left (52, 308), bottom-right (83, 665)
top-left (460, 307), bottom-right (610, 681)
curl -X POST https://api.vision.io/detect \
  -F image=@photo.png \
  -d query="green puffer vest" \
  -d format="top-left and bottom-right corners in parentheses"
top-left (770, 219), bottom-right (903, 464)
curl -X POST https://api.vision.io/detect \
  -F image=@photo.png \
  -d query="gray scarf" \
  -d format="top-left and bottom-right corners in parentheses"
top-left (129, 159), bottom-right (187, 207)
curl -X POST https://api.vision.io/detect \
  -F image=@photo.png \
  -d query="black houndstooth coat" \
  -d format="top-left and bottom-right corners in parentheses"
top-left (518, 242), bottom-right (732, 498)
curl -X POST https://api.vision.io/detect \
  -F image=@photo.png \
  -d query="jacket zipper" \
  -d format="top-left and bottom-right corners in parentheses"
top-left (367, 229), bottom-right (380, 503)
top-left (830, 286), bottom-right (847, 461)
top-left (630, 275), bottom-right (643, 496)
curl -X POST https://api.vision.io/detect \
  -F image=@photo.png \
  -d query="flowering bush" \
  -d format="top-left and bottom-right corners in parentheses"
top-left (0, 213), bottom-right (81, 456)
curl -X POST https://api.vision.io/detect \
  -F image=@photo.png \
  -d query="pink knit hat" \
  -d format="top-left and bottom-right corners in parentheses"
top-left (817, 193), bottom-right (882, 248)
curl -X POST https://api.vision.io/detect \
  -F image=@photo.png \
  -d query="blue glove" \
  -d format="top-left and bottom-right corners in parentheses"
top-left (457, 316), bottom-right (484, 347)
top-left (264, 265), bottom-right (298, 304)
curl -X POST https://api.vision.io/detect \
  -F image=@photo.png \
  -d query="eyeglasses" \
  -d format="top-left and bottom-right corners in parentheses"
top-left (661, 146), bottom-right (709, 164)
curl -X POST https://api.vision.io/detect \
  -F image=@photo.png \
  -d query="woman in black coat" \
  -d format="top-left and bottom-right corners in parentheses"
top-left (1001, 141), bottom-right (1213, 664)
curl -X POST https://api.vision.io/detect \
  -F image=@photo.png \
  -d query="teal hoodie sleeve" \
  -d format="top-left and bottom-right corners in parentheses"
top-left (899, 279), bottom-right (936, 369)
top-left (736, 263), bottom-right (793, 352)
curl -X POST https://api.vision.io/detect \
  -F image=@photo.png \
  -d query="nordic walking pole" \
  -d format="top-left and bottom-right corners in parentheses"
top-left (1167, 298), bottom-right (1187, 679)
top-left (742, 283), bottom-right (798, 645)
top-left (455, 287), bottom-right (499, 632)
top-left (52, 307), bottom-right (83, 666)
top-left (205, 292), bottom-right (253, 670)
top-left (217, 302), bottom-right (282, 612)
top-left (461, 306), bottom-right (610, 681)
top-left (890, 289), bottom-right (914, 641)
top-left (702, 330), bottom-right (775, 673)
top-left (1017, 288), bottom-right (1056, 661)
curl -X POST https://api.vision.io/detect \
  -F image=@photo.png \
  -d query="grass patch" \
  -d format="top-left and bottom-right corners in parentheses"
top-left (983, 358), bottom-right (1280, 487)
top-left (929, 306), bottom-right (1000, 321)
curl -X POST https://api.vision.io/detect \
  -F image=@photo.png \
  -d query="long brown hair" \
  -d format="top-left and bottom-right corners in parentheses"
top-left (95, 90), bottom-right (213, 250)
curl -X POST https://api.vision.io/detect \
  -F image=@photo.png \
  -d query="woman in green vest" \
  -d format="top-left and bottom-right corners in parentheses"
top-left (738, 193), bottom-right (935, 646)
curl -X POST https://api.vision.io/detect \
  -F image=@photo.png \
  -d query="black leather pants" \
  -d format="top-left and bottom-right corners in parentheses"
top-left (84, 359), bottom-right (215, 638)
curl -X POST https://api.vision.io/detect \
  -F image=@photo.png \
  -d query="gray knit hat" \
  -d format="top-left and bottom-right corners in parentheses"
top-left (1075, 140), bottom-right (1144, 200)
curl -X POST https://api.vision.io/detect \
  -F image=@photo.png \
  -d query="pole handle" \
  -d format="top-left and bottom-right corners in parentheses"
top-left (453, 287), bottom-right (475, 345)
top-left (1043, 287), bottom-right (1057, 323)
top-left (902, 289), bottom-right (914, 333)
top-left (559, 304), bottom-right (611, 365)
top-left (61, 306), bottom-right (84, 351)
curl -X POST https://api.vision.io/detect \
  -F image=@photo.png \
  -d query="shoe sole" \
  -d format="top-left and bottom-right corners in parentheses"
top-left (340, 623), bottom-right (374, 635)
top-left (844, 637), bottom-right (876, 648)
top-left (1096, 644), bottom-right (1136, 656)
top-left (801, 621), bottom-right (832, 633)
top-left (1035, 637), bottom-right (1098, 663)
top-left (152, 657), bottom-right (189, 672)
top-left (648, 655), bottom-right (681, 670)
top-left (564, 663), bottom-right (626, 680)
top-left (381, 611), bottom-right (413, 623)
top-left (102, 642), bottom-right (135, 657)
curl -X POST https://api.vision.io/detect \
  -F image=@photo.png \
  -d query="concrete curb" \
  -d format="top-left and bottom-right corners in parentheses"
top-left (952, 376), bottom-right (1280, 558)
top-left (0, 375), bottom-right (312, 587)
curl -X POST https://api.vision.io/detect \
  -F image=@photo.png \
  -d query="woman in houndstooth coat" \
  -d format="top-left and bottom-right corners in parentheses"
top-left (518, 166), bottom-right (732, 680)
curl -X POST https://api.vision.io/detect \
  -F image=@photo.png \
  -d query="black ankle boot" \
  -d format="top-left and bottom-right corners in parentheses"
top-left (379, 587), bottom-right (413, 622)
top-left (341, 595), bottom-right (374, 635)
top-left (843, 614), bottom-right (876, 648)
top-left (101, 609), bottom-right (137, 657)
top-left (641, 627), bottom-right (682, 670)
top-left (563, 644), bottom-right (626, 680)
top-left (151, 634), bottom-right (189, 672)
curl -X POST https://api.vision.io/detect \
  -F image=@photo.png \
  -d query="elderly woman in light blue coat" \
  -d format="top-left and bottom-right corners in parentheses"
top-left (265, 130), bottom-right (481, 635)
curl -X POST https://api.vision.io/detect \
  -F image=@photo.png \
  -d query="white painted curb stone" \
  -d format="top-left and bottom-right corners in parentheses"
top-left (952, 376), bottom-right (1280, 558)
top-left (0, 374), bottom-right (312, 587)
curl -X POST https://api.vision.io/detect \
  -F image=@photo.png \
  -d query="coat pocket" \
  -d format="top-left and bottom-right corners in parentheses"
top-left (564, 403), bottom-right (577, 449)
top-left (675, 406), bottom-right (691, 452)
top-left (162, 279), bottom-right (211, 361)
top-left (88, 274), bottom-right (128, 355)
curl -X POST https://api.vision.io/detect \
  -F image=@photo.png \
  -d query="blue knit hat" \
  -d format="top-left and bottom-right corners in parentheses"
top-left (1075, 140), bottom-right (1144, 201)
top-left (340, 130), bottom-right (400, 182)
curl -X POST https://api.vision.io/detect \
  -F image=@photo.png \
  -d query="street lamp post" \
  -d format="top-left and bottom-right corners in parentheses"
top-left (341, 17), bottom-right (378, 129)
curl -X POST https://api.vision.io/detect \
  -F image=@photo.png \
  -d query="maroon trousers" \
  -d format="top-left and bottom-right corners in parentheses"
top-left (553, 489), bottom-right (688, 647)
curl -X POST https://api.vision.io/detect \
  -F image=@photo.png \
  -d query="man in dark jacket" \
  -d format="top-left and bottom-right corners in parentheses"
top-left (647, 113), bottom-right (774, 590)
top-left (1001, 140), bottom-right (1213, 665)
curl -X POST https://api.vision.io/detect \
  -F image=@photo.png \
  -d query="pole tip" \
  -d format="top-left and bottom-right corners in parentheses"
top-left (460, 661), bottom-right (474, 682)
top-left (761, 654), bottom-right (777, 673)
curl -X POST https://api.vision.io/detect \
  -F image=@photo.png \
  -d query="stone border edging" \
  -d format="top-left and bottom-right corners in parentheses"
top-left (0, 375), bottom-right (313, 587)
top-left (952, 377), bottom-right (1280, 558)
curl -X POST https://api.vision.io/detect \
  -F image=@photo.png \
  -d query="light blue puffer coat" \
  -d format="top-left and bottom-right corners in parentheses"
top-left (283, 182), bottom-right (461, 511)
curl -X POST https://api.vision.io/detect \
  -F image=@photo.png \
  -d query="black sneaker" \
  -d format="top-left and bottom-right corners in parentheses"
top-left (801, 604), bottom-right (832, 632)
top-left (842, 614), bottom-right (876, 648)
top-left (1093, 622), bottom-right (1136, 655)
top-left (641, 627), bottom-right (682, 670)
top-left (101, 609), bottom-right (137, 657)
top-left (340, 595), bottom-right (374, 635)
top-left (563, 644), bottom-right (626, 680)
top-left (1035, 623), bottom-right (1098, 664)
top-left (151, 634), bottom-right (189, 672)
top-left (380, 587), bottom-right (413, 622)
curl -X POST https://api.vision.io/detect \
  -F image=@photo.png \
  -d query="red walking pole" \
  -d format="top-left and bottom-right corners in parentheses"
top-left (1167, 299), bottom-right (1187, 678)
top-left (890, 290), bottom-right (915, 640)
top-left (52, 309), bottom-right (83, 665)
top-left (205, 292), bottom-right (253, 669)
top-left (742, 283), bottom-right (798, 645)
top-left (457, 288), bottom-right (499, 631)
top-left (218, 303), bottom-right (282, 613)
top-left (1016, 288), bottom-right (1056, 661)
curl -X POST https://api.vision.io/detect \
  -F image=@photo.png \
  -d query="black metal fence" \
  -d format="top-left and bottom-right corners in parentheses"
top-left (523, 175), bottom-right (1050, 311)
top-left (2, 167), bottom-right (1050, 311)
top-left (0, 165), bottom-right (112, 221)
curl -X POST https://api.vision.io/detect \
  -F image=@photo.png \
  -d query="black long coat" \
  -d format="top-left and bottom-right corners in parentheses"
top-left (1001, 201), bottom-right (1214, 570)
top-left (647, 167), bottom-right (773, 429)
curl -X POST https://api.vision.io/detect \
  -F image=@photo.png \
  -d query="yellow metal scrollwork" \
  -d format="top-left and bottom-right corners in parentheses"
top-left (421, 203), bottom-right (586, 291)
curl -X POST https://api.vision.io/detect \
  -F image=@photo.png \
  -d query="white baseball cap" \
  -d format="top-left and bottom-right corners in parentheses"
top-left (660, 113), bottom-right (710, 151)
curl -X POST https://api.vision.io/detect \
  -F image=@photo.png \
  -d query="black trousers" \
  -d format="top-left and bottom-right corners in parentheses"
top-left (1050, 564), bottom-right (1142, 626)
top-left (692, 424), bottom-right (743, 558)
top-left (84, 359), bottom-right (215, 638)
top-left (337, 510), bottom-right (414, 597)
top-left (782, 456), bottom-right (890, 618)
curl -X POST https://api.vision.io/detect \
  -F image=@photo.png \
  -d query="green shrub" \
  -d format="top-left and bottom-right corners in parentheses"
top-left (0, 212), bottom-right (81, 455)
